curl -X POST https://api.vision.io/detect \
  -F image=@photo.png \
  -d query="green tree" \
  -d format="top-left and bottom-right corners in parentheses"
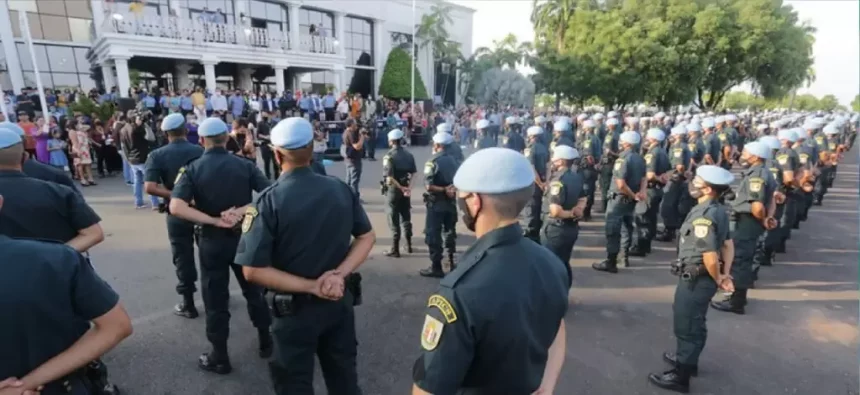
top-left (818, 94), bottom-right (840, 112)
top-left (378, 48), bottom-right (429, 100)
top-left (852, 94), bottom-right (860, 112)
top-left (415, 3), bottom-right (461, 103)
top-left (531, 0), bottom-right (578, 52)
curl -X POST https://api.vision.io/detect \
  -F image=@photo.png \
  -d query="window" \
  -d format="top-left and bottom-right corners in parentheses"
top-left (300, 71), bottom-right (334, 94)
top-left (41, 15), bottom-right (72, 41)
top-left (298, 8), bottom-right (333, 36)
top-left (345, 16), bottom-right (373, 66)
top-left (8, 0), bottom-right (37, 13)
top-left (69, 18), bottom-right (92, 43)
top-left (14, 43), bottom-right (97, 90)
top-left (185, 0), bottom-right (234, 24)
top-left (248, 0), bottom-right (288, 34)
top-left (8, 2), bottom-right (94, 42)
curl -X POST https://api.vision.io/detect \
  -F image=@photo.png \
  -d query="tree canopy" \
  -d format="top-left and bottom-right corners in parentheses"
top-left (378, 48), bottom-right (429, 100)
top-left (531, 0), bottom-right (816, 111)
top-left (720, 91), bottom-right (844, 112)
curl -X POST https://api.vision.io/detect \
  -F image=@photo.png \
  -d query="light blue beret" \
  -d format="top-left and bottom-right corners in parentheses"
top-left (198, 117), bottom-right (229, 137)
top-left (620, 131), bottom-right (640, 145)
top-left (793, 127), bottom-right (808, 140)
top-left (436, 123), bottom-right (453, 133)
top-left (160, 113), bottom-right (185, 131)
top-left (646, 128), bottom-right (665, 141)
top-left (702, 118), bottom-right (716, 128)
top-left (582, 120), bottom-right (596, 129)
top-left (686, 123), bottom-right (702, 132)
top-left (271, 117), bottom-right (313, 149)
top-left (696, 165), bottom-right (734, 186)
top-left (476, 119), bottom-right (490, 129)
top-left (756, 123), bottom-right (768, 131)
top-left (606, 118), bottom-right (619, 126)
top-left (626, 116), bottom-right (639, 124)
top-left (553, 120), bottom-right (570, 131)
top-left (593, 113), bottom-right (605, 120)
top-left (527, 126), bottom-right (544, 136)
top-left (387, 128), bottom-right (404, 140)
top-left (0, 128), bottom-right (22, 149)
top-left (777, 129), bottom-right (797, 142)
top-left (505, 116), bottom-right (518, 124)
top-left (433, 132), bottom-right (453, 145)
top-left (670, 126), bottom-right (686, 136)
top-left (726, 114), bottom-right (738, 122)
top-left (744, 141), bottom-right (771, 160)
top-left (551, 145), bottom-right (579, 160)
top-left (758, 135), bottom-right (780, 150)
top-left (823, 124), bottom-right (838, 135)
top-left (714, 116), bottom-right (726, 124)
top-left (607, 111), bottom-right (618, 118)
top-left (453, 147), bottom-right (535, 194)
top-left (0, 122), bottom-right (25, 136)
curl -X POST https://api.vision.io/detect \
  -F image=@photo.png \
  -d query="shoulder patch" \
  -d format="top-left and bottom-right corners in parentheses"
top-left (614, 159), bottom-right (625, 171)
top-left (799, 153), bottom-right (809, 164)
top-left (550, 181), bottom-right (563, 196)
top-left (241, 207), bottom-right (259, 233)
top-left (694, 224), bottom-right (709, 238)
top-left (428, 294), bottom-right (458, 323)
top-left (644, 153), bottom-right (653, 164)
top-left (673, 148), bottom-right (682, 158)
top-left (421, 314), bottom-right (445, 351)
top-left (749, 177), bottom-right (764, 192)
top-left (524, 148), bottom-right (531, 157)
top-left (424, 161), bottom-right (435, 175)
top-left (382, 155), bottom-right (391, 166)
top-left (776, 154), bottom-right (788, 165)
top-left (174, 167), bottom-right (186, 184)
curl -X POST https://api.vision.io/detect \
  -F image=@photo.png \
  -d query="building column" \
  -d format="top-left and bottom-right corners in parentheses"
top-left (237, 67), bottom-right (254, 91)
top-left (175, 63), bottom-right (193, 91)
top-left (333, 65), bottom-right (345, 95)
top-left (287, 2), bottom-right (300, 51)
top-left (114, 57), bottom-right (131, 98)
top-left (203, 61), bottom-right (217, 94)
top-left (91, 0), bottom-right (105, 37)
top-left (334, 12), bottom-right (346, 57)
top-left (372, 18), bottom-right (383, 97)
top-left (0, 0), bottom-right (24, 93)
top-left (101, 62), bottom-right (115, 91)
top-left (293, 73), bottom-right (302, 92)
top-left (273, 65), bottom-right (286, 95)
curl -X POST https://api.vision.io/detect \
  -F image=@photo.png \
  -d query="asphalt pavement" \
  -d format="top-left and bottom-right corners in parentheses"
top-left (84, 143), bottom-right (859, 395)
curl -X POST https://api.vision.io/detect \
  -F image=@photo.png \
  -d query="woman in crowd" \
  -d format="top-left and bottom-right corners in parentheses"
top-left (33, 115), bottom-right (50, 164)
top-left (71, 121), bottom-right (96, 186)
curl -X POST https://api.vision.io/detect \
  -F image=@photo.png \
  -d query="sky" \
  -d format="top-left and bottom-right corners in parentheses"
top-left (449, 0), bottom-right (860, 106)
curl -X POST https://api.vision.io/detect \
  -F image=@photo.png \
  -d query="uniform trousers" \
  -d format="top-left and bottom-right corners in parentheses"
top-left (604, 195), bottom-right (635, 255)
top-left (386, 191), bottom-right (412, 242)
top-left (166, 214), bottom-right (197, 295)
top-left (540, 221), bottom-right (577, 284)
top-left (673, 275), bottom-right (717, 366)
top-left (425, 206), bottom-right (457, 267)
top-left (197, 228), bottom-right (271, 348)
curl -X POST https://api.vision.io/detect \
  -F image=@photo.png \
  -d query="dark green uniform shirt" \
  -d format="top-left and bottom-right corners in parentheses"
top-left (545, 168), bottom-right (585, 217)
top-left (413, 224), bottom-right (569, 394)
top-left (775, 147), bottom-right (800, 176)
top-left (235, 167), bottom-right (372, 278)
top-left (524, 141), bottom-right (550, 181)
top-left (0, 171), bottom-right (100, 242)
top-left (603, 130), bottom-right (620, 161)
top-left (384, 146), bottom-right (417, 194)
top-left (678, 199), bottom-right (730, 265)
top-left (610, 149), bottom-right (646, 194)
top-left (730, 163), bottom-right (776, 238)
top-left (22, 159), bottom-right (79, 196)
top-left (144, 139), bottom-right (204, 205)
top-left (550, 135), bottom-right (575, 154)
top-left (702, 132), bottom-right (722, 163)
top-left (424, 151), bottom-right (458, 212)
top-left (578, 133), bottom-right (601, 163)
top-left (687, 137), bottom-right (705, 164)
top-left (669, 141), bottom-right (691, 171)
top-left (644, 144), bottom-right (672, 182)
top-left (502, 131), bottom-right (526, 153)
top-left (794, 144), bottom-right (815, 171)
top-left (445, 143), bottom-right (465, 167)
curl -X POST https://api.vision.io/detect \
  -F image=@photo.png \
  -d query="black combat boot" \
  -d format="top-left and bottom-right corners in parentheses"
top-left (710, 289), bottom-right (746, 315)
top-left (406, 238), bottom-right (414, 253)
top-left (258, 328), bottom-right (273, 359)
top-left (655, 227), bottom-right (676, 242)
top-left (775, 240), bottom-right (786, 253)
top-left (447, 253), bottom-right (457, 271)
top-left (648, 364), bottom-right (692, 393)
top-left (620, 251), bottom-right (631, 267)
top-left (592, 254), bottom-right (618, 273)
top-left (419, 263), bottom-right (445, 278)
top-left (174, 293), bottom-right (199, 319)
top-left (384, 239), bottom-right (401, 257)
top-left (760, 248), bottom-right (773, 266)
top-left (628, 241), bottom-right (648, 257)
top-left (661, 352), bottom-right (698, 376)
top-left (199, 345), bottom-right (232, 375)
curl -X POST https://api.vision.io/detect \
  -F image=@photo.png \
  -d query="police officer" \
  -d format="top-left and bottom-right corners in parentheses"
top-left (756, 135), bottom-right (787, 269)
top-left (598, 117), bottom-right (621, 213)
top-left (382, 128), bottom-right (416, 257)
top-left (701, 118), bottom-right (721, 166)
top-left (0, 129), bottom-right (104, 252)
top-left (773, 129), bottom-right (801, 254)
top-left (169, 117), bottom-right (272, 374)
top-left (412, 147), bottom-right (570, 395)
top-left (421, 132), bottom-right (459, 278)
top-left (793, 127), bottom-right (817, 223)
top-left (541, 145), bottom-right (585, 280)
top-left (576, 120), bottom-right (600, 220)
top-left (656, 126), bottom-right (692, 242)
top-left (437, 123), bottom-right (464, 165)
top-left (143, 113), bottom-right (205, 318)
top-left (630, 128), bottom-right (671, 257)
top-left (648, 165), bottom-right (734, 394)
top-left (714, 116), bottom-right (734, 170)
top-left (0, 122), bottom-right (78, 193)
top-left (523, 125), bottom-right (550, 242)
top-left (813, 124), bottom-right (837, 205)
top-left (502, 116), bottom-right (526, 153)
top-left (0, 192), bottom-right (132, 395)
top-left (712, 142), bottom-right (777, 315)
top-left (592, 131), bottom-right (646, 272)
top-left (235, 117), bottom-right (374, 395)
top-left (474, 119), bottom-right (495, 150)
top-left (550, 119), bottom-right (575, 154)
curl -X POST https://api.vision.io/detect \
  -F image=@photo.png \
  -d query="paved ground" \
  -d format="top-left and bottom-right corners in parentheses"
top-left (82, 144), bottom-right (859, 395)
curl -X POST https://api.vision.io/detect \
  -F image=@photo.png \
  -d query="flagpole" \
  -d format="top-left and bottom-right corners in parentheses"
top-left (20, 10), bottom-right (48, 133)
top-left (410, 0), bottom-right (416, 119)
top-left (0, 84), bottom-right (8, 121)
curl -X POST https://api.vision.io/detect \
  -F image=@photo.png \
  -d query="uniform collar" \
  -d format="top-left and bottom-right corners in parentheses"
top-left (441, 223), bottom-right (523, 288)
top-left (204, 146), bottom-right (228, 154)
top-left (743, 162), bottom-right (764, 175)
top-left (277, 166), bottom-right (313, 180)
top-left (168, 139), bottom-right (190, 145)
top-left (0, 169), bottom-right (26, 178)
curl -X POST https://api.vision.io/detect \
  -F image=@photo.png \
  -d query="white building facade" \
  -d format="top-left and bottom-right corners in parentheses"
top-left (0, 0), bottom-right (473, 104)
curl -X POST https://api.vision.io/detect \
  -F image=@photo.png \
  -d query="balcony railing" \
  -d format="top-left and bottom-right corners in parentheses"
top-left (99, 12), bottom-right (338, 55)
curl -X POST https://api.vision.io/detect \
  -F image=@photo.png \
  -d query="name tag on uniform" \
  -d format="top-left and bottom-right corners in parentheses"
top-left (718, 134), bottom-right (727, 141)
top-left (829, 143), bottom-right (837, 150)
top-left (503, 137), bottom-right (509, 145)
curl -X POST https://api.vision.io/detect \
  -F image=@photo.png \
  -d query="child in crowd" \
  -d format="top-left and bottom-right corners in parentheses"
top-left (47, 129), bottom-right (69, 171)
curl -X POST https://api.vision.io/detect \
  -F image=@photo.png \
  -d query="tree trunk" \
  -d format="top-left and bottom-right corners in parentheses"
top-left (787, 89), bottom-right (797, 111)
top-left (554, 92), bottom-right (561, 112)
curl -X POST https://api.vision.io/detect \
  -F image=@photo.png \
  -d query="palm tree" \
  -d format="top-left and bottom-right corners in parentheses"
top-left (531, 0), bottom-right (577, 52)
top-left (415, 4), bottom-right (463, 104)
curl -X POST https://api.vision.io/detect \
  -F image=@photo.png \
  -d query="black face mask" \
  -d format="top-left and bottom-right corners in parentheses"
top-left (688, 182), bottom-right (704, 199)
top-left (457, 196), bottom-right (479, 232)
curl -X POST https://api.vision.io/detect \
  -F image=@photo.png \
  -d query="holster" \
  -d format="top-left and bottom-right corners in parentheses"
top-left (270, 273), bottom-right (363, 318)
top-left (379, 179), bottom-right (388, 195)
top-left (56, 359), bottom-right (120, 394)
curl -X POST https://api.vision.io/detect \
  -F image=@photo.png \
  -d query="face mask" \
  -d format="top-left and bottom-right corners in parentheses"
top-left (688, 182), bottom-right (705, 199)
top-left (457, 195), bottom-right (479, 232)
top-left (739, 156), bottom-right (752, 168)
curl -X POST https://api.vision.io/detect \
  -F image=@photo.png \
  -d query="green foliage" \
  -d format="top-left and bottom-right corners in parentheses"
top-left (531, 0), bottom-right (817, 111)
top-left (69, 96), bottom-right (115, 122)
top-left (852, 95), bottom-right (860, 112)
top-left (378, 48), bottom-right (428, 100)
top-left (129, 69), bottom-right (142, 87)
top-left (718, 91), bottom-right (843, 112)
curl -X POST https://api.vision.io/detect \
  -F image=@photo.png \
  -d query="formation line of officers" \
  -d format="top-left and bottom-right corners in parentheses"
top-left (0, 107), bottom-right (853, 394)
